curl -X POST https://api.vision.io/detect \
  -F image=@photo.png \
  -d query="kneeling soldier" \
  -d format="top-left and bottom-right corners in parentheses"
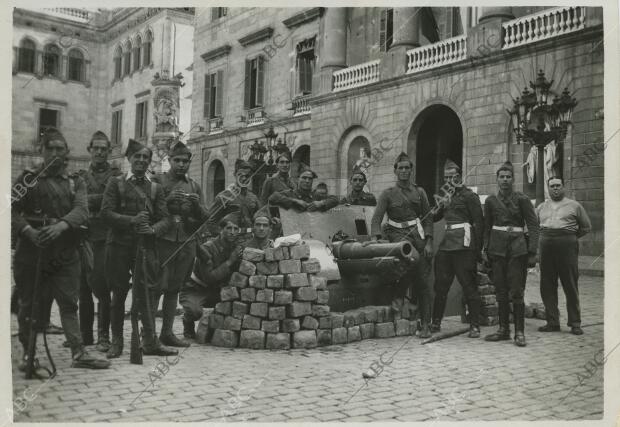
top-left (431, 160), bottom-right (484, 337)
top-left (153, 141), bottom-right (209, 347)
top-left (180, 213), bottom-right (243, 339)
top-left (101, 139), bottom-right (177, 358)
top-left (12, 128), bottom-right (110, 370)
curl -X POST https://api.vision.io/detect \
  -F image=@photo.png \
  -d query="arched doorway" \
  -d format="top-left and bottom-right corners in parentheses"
top-left (408, 105), bottom-right (463, 202)
top-left (291, 145), bottom-right (310, 179)
top-left (347, 136), bottom-right (371, 192)
top-left (205, 159), bottom-right (226, 204)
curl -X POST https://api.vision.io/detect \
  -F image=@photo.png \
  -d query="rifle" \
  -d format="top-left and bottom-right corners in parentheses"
top-left (129, 236), bottom-right (143, 365)
top-left (25, 215), bottom-right (57, 380)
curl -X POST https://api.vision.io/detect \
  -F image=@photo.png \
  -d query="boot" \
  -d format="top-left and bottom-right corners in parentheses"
top-left (431, 295), bottom-right (447, 333)
top-left (419, 322), bottom-right (432, 339)
top-left (106, 335), bottom-right (123, 359)
top-left (142, 339), bottom-right (179, 356)
top-left (79, 292), bottom-right (95, 346)
top-left (514, 303), bottom-right (526, 347)
top-left (159, 293), bottom-right (190, 347)
top-left (96, 304), bottom-right (111, 352)
top-left (429, 320), bottom-right (441, 333)
top-left (485, 301), bottom-right (511, 341)
top-left (468, 297), bottom-right (481, 338)
top-left (72, 347), bottom-right (111, 369)
top-left (96, 332), bottom-right (111, 353)
top-left (183, 318), bottom-right (196, 339)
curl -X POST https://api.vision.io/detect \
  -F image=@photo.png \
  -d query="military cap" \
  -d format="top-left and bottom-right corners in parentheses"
top-left (90, 130), bottom-right (110, 144)
top-left (219, 212), bottom-right (241, 227)
top-left (496, 160), bottom-right (514, 176)
top-left (169, 140), bottom-right (192, 158)
top-left (274, 149), bottom-right (292, 163)
top-left (393, 152), bottom-right (413, 168)
top-left (125, 139), bottom-right (152, 160)
top-left (40, 127), bottom-right (67, 147)
top-left (350, 164), bottom-right (367, 181)
top-left (298, 164), bottom-right (318, 179)
top-left (253, 205), bottom-right (272, 222)
top-left (443, 158), bottom-right (461, 173)
top-left (315, 182), bottom-right (328, 191)
top-left (234, 158), bottom-right (253, 173)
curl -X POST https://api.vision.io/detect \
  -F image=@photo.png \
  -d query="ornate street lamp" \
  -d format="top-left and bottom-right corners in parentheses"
top-left (247, 126), bottom-right (290, 195)
top-left (507, 69), bottom-right (578, 205)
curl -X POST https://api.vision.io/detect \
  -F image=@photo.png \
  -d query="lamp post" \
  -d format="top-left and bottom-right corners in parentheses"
top-left (507, 69), bottom-right (577, 205)
top-left (248, 126), bottom-right (290, 195)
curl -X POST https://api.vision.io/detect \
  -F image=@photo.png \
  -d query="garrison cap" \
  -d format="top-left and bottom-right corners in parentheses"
top-left (274, 149), bottom-right (292, 163)
top-left (496, 160), bottom-right (514, 175)
top-left (393, 152), bottom-right (412, 168)
top-left (40, 127), bottom-right (67, 146)
top-left (443, 158), bottom-right (461, 173)
top-left (90, 130), bottom-right (110, 144)
top-left (125, 139), bottom-right (152, 160)
top-left (298, 164), bottom-right (318, 179)
top-left (350, 164), bottom-right (367, 181)
top-left (235, 158), bottom-right (253, 173)
top-left (220, 212), bottom-right (241, 227)
top-left (253, 205), bottom-right (272, 222)
top-left (168, 140), bottom-right (192, 158)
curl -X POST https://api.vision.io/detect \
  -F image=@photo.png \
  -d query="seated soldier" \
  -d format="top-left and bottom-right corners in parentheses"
top-left (341, 165), bottom-right (377, 206)
top-left (269, 166), bottom-right (338, 212)
top-left (180, 213), bottom-right (243, 339)
top-left (245, 206), bottom-right (275, 251)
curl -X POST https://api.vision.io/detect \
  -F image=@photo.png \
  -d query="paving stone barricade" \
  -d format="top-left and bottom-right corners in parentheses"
top-left (194, 240), bottom-right (421, 350)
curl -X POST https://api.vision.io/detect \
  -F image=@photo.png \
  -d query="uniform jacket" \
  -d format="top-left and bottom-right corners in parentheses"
top-left (12, 165), bottom-right (88, 261)
top-left (340, 191), bottom-right (377, 206)
top-left (269, 188), bottom-right (339, 212)
top-left (78, 162), bottom-right (122, 242)
top-left (371, 182), bottom-right (433, 239)
top-left (483, 191), bottom-right (539, 257)
top-left (192, 235), bottom-right (238, 289)
top-left (152, 172), bottom-right (209, 242)
top-left (209, 187), bottom-right (260, 232)
top-left (244, 237), bottom-right (274, 250)
top-left (260, 173), bottom-right (296, 206)
top-left (434, 186), bottom-right (483, 252)
top-left (100, 173), bottom-right (169, 246)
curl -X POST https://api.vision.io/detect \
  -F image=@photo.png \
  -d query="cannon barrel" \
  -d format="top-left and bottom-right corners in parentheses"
top-left (332, 240), bottom-right (415, 260)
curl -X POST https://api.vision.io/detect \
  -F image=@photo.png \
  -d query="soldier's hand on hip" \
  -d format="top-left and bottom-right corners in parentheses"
top-left (38, 222), bottom-right (69, 246)
top-left (527, 253), bottom-right (537, 268)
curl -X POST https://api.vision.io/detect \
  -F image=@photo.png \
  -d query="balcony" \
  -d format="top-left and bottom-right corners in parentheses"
top-left (43, 8), bottom-right (93, 23)
top-left (208, 117), bottom-right (223, 134)
top-left (333, 59), bottom-right (380, 92)
top-left (406, 35), bottom-right (467, 74)
top-left (292, 95), bottom-right (311, 116)
top-left (503, 6), bottom-right (587, 49)
top-left (247, 108), bottom-right (265, 127)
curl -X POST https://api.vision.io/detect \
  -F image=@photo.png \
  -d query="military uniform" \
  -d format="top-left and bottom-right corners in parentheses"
top-left (259, 172), bottom-right (296, 206)
top-left (100, 140), bottom-right (173, 358)
top-left (269, 188), bottom-right (339, 211)
top-left (180, 234), bottom-right (239, 330)
top-left (340, 190), bottom-right (377, 206)
top-left (244, 237), bottom-right (274, 251)
top-left (431, 181), bottom-right (484, 333)
top-left (153, 166), bottom-right (208, 346)
top-left (209, 186), bottom-right (260, 240)
top-left (483, 163), bottom-right (539, 345)
top-left (371, 165), bottom-right (433, 332)
top-left (77, 161), bottom-right (122, 348)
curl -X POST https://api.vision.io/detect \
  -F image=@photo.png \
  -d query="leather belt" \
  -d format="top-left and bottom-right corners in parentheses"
top-left (492, 225), bottom-right (524, 232)
top-left (446, 222), bottom-right (471, 247)
top-left (387, 218), bottom-right (425, 239)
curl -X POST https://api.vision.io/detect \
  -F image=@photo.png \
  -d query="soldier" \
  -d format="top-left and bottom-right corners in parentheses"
top-left (483, 161), bottom-right (539, 347)
top-left (12, 128), bottom-right (110, 369)
top-left (77, 131), bottom-right (122, 352)
top-left (340, 165), bottom-right (377, 206)
top-left (100, 139), bottom-right (177, 358)
top-left (370, 152), bottom-right (434, 338)
top-left (180, 213), bottom-right (243, 339)
top-left (269, 166), bottom-right (339, 212)
top-left (259, 150), bottom-right (296, 206)
top-left (152, 141), bottom-right (209, 347)
top-left (209, 159), bottom-right (260, 242)
top-left (245, 206), bottom-right (275, 250)
top-left (430, 159), bottom-right (484, 337)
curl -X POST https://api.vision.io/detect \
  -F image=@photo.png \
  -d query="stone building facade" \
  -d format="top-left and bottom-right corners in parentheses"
top-left (189, 6), bottom-right (604, 256)
top-left (11, 7), bottom-right (195, 180)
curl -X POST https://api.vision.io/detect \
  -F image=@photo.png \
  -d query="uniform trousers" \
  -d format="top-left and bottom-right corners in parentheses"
top-left (180, 280), bottom-right (220, 322)
top-left (433, 250), bottom-right (480, 324)
top-left (490, 253), bottom-right (528, 304)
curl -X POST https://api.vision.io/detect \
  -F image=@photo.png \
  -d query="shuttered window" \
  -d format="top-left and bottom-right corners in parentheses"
top-left (111, 110), bottom-right (122, 146)
top-left (204, 70), bottom-right (224, 119)
top-left (379, 8), bottom-right (394, 52)
top-left (135, 101), bottom-right (148, 139)
top-left (244, 56), bottom-right (265, 109)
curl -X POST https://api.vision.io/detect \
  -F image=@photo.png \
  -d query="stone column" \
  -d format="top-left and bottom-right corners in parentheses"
top-left (381, 7), bottom-right (420, 79)
top-left (478, 7), bottom-right (514, 24)
top-left (161, 17), bottom-right (173, 75)
top-left (319, 7), bottom-right (347, 93)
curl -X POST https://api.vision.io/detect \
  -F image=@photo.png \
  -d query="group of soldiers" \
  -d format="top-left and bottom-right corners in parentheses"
top-left (12, 127), bottom-right (591, 373)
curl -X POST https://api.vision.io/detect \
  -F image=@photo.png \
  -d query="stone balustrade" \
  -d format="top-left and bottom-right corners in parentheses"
top-left (333, 59), bottom-right (380, 92)
top-left (406, 35), bottom-right (467, 74)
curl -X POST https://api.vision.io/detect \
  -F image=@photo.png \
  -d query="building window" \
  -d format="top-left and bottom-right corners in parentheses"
top-left (204, 70), bottom-right (224, 119)
top-left (43, 44), bottom-right (61, 77)
top-left (135, 101), bottom-right (148, 139)
top-left (143, 30), bottom-right (153, 66)
top-left (111, 110), bottom-right (122, 146)
top-left (123, 42), bottom-right (132, 76)
top-left (379, 8), bottom-right (394, 52)
top-left (296, 38), bottom-right (316, 95)
top-left (18, 39), bottom-right (36, 73)
top-left (212, 7), bottom-right (228, 20)
top-left (244, 56), bottom-right (265, 110)
top-left (39, 108), bottom-right (59, 139)
top-left (113, 46), bottom-right (122, 79)
top-left (67, 49), bottom-right (84, 82)
top-left (133, 36), bottom-right (142, 71)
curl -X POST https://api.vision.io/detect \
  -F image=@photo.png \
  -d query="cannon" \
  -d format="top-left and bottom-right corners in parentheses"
top-left (278, 204), bottom-right (464, 314)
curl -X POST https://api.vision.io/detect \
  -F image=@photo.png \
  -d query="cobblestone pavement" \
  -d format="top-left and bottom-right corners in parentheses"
top-left (10, 273), bottom-right (605, 422)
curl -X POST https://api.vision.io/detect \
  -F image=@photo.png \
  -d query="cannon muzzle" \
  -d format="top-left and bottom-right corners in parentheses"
top-left (332, 240), bottom-right (416, 260)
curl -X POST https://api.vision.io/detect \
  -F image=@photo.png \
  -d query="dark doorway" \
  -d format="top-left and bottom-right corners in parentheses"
top-left (291, 145), bottom-right (310, 179)
top-left (410, 105), bottom-right (463, 203)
